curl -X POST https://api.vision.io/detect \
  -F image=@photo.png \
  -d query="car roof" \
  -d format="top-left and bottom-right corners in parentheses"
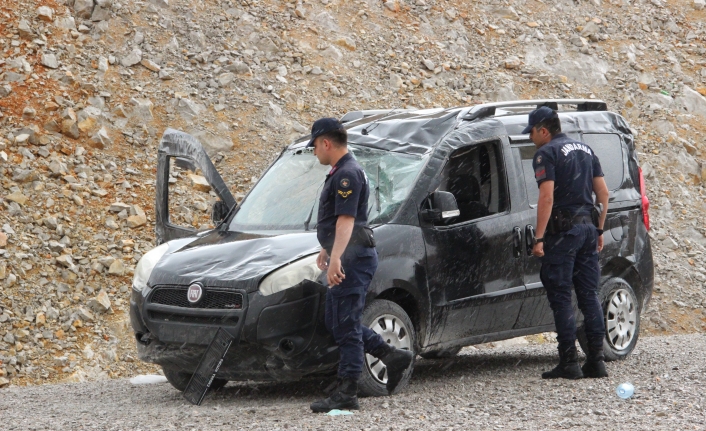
top-left (288, 99), bottom-right (633, 156)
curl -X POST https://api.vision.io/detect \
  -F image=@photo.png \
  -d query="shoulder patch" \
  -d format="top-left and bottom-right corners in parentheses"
top-left (535, 155), bottom-right (542, 164)
top-left (535, 166), bottom-right (546, 181)
top-left (338, 189), bottom-right (352, 198)
top-left (340, 178), bottom-right (350, 188)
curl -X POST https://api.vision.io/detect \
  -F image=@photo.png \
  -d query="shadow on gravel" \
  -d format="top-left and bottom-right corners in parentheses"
top-left (207, 379), bottom-right (331, 402)
top-left (412, 350), bottom-right (559, 381)
top-left (201, 349), bottom-right (560, 403)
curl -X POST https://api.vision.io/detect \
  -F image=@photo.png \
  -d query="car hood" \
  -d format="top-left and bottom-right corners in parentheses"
top-left (149, 230), bottom-right (321, 290)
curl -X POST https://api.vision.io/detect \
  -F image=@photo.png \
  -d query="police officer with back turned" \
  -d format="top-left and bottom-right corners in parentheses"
top-left (525, 107), bottom-right (610, 380)
top-left (307, 118), bottom-right (414, 413)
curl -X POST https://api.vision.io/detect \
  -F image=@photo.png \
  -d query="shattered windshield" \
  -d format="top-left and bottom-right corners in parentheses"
top-left (228, 145), bottom-right (427, 231)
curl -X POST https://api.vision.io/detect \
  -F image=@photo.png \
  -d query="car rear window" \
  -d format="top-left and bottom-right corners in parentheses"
top-left (582, 133), bottom-right (624, 191)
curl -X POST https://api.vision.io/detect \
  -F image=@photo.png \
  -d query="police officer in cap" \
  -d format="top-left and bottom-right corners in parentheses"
top-left (525, 106), bottom-right (610, 379)
top-left (307, 118), bottom-right (414, 412)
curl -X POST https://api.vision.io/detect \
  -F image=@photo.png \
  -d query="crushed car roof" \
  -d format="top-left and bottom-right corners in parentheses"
top-left (288, 99), bottom-right (633, 156)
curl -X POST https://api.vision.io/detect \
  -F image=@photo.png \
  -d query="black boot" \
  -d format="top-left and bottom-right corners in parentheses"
top-left (310, 378), bottom-right (359, 413)
top-left (542, 346), bottom-right (584, 380)
top-left (373, 344), bottom-right (414, 394)
top-left (581, 346), bottom-right (608, 378)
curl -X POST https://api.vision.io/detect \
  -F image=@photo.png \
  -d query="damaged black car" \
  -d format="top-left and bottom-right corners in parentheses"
top-left (129, 99), bottom-right (654, 396)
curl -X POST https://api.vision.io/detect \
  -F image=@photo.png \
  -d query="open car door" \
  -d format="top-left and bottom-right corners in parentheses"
top-left (155, 128), bottom-right (236, 245)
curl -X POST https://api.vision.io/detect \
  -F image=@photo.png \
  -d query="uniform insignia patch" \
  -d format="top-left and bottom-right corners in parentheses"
top-left (536, 155), bottom-right (542, 164)
top-left (338, 189), bottom-right (352, 198)
top-left (535, 167), bottom-right (546, 181)
top-left (340, 178), bottom-right (350, 188)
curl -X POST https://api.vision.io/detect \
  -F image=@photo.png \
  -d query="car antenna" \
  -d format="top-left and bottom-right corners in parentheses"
top-left (361, 107), bottom-right (401, 135)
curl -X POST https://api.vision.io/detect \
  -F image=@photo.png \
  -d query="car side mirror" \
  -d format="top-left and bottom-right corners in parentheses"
top-left (421, 191), bottom-right (460, 221)
top-left (211, 200), bottom-right (231, 225)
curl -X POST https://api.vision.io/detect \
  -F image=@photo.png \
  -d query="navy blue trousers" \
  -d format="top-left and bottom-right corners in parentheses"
top-left (540, 224), bottom-right (605, 353)
top-left (325, 245), bottom-right (386, 380)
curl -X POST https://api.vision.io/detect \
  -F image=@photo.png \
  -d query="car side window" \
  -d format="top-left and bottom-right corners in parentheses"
top-left (582, 133), bottom-right (624, 191)
top-left (514, 144), bottom-right (539, 206)
top-left (436, 140), bottom-right (508, 225)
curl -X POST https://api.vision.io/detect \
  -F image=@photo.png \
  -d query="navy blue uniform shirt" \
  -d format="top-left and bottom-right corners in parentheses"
top-left (317, 153), bottom-right (370, 251)
top-left (532, 133), bottom-right (604, 216)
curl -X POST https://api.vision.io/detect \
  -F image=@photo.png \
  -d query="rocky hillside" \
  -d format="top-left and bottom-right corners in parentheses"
top-left (1, 0), bottom-right (706, 388)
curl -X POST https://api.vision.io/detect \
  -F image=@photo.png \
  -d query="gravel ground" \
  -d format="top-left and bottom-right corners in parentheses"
top-left (2, 333), bottom-right (705, 431)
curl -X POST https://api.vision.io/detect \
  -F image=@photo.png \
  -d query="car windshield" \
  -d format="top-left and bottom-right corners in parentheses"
top-left (228, 145), bottom-right (427, 231)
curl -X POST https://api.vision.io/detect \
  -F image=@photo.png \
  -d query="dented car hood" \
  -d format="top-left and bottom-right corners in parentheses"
top-left (148, 230), bottom-right (321, 291)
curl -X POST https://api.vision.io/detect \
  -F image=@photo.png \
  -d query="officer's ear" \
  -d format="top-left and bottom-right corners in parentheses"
top-left (322, 138), bottom-right (333, 151)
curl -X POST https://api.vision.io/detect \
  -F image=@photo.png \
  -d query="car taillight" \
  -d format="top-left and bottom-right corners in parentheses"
top-left (638, 167), bottom-right (650, 231)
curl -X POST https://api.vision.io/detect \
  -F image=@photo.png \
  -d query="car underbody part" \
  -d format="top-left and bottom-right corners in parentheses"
top-left (183, 327), bottom-right (237, 405)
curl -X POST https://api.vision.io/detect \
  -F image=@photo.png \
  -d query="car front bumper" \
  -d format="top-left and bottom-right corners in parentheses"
top-left (129, 280), bottom-right (339, 381)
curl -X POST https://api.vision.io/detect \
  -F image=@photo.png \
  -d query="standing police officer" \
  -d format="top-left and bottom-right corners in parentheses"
top-left (307, 118), bottom-right (414, 412)
top-left (525, 107), bottom-right (610, 380)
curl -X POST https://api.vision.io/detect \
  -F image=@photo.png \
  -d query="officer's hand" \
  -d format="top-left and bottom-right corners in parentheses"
top-left (597, 234), bottom-right (604, 253)
top-left (316, 249), bottom-right (329, 271)
top-left (327, 257), bottom-right (345, 287)
top-left (532, 242), bottom-right (544, 258)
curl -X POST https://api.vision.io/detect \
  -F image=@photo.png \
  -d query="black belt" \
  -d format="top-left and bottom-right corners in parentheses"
top-left (572, 215), bottom-right (594, 225)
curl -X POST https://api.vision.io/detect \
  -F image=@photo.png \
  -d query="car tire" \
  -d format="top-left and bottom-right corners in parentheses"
top-left (162, 366), bottom-right (228, 392)
top-left (577, 278), bottom-right (641, 362)
top-left (419, 346), bottom-right (462, 360)
top-left (162, 366), bottom-right (191, 391)
top-left (358, 299), bottom-right (416, 397)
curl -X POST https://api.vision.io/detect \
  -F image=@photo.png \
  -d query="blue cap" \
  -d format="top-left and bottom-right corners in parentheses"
top-left (521, 106), bottom-right (559, 134)
top-left (306, 117), bottom-right (345, 147)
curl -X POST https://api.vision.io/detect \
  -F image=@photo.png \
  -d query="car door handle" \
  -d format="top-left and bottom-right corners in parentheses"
top-left (525, 225), bottom-right (535, 256)
top-left (512, 227), bottom-right (522, 258)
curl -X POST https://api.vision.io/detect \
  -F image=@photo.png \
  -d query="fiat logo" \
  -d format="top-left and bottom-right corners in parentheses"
top-left (187, 284), bottom-right (203, 303)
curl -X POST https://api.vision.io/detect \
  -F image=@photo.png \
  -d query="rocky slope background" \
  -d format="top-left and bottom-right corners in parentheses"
top-left (1, 0), bottom-right (706, 388)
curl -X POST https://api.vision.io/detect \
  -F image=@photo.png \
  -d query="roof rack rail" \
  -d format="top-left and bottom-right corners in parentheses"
top-left (340, 109), bottom-right (414, 123)
top-left (461, 99), bottom-right (607, 121)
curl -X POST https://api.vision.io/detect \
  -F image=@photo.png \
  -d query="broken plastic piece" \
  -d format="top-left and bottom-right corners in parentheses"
top-left (325, 409), bottom-right (355, 416)
top-left (129, 375), bottom-right (168, 385)
top-left (183, 328), bottom-right (236, 405)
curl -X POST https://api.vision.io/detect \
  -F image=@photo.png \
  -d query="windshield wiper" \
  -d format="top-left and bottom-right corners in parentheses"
top-left (304, 182), bottom-right (324, 231)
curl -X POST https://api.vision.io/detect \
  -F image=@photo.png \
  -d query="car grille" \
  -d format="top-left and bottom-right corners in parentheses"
top-left (150, 286), bottom-right (243, 310)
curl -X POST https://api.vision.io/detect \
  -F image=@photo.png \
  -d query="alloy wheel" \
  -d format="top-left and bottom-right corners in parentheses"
top-left (605, 288), bottom-right (638, 351)
top-left (365, 314), bottom-right (413, 385)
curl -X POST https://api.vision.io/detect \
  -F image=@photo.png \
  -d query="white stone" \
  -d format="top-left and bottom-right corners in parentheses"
top-left (129, 98), bottom-right (154, 120)
top-left (108, 259), bottom-right (125, 275)
top-left (389, 73), bottom-right (403, 90)
top-left (41, 53), bottom-right (59, 69)
top-left (37, 6), bottom-right (53, 22)
top-left (88, 289), bottom-right (112, 313)
top-left (189, 130), bottom-right (234, 156)
top-left (54, 16), bottom-right (76, 30)
top-left (217, 72), bottom-right (235, 87)
top-left (177, 98), bottom-right (206, 121)
top-left (679, 86), bottom-right (706, 117)
top-left (121, 49), bottom-right (143, 67)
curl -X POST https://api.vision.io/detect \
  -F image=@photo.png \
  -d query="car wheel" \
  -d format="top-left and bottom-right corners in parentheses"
top-left (577, 278), bottom-right (640, 362)
top-left (358, 299), bottom-right (416, 397)
top-left (419, 346), bottom-right (462, 360)
top-left (162, 366), bottom-right (228, 392)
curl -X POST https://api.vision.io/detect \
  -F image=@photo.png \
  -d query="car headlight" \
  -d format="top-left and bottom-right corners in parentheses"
top-left (259, 253), bottom-right (323, 296)
top-left (132, 243), bottom-right (170, 292)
